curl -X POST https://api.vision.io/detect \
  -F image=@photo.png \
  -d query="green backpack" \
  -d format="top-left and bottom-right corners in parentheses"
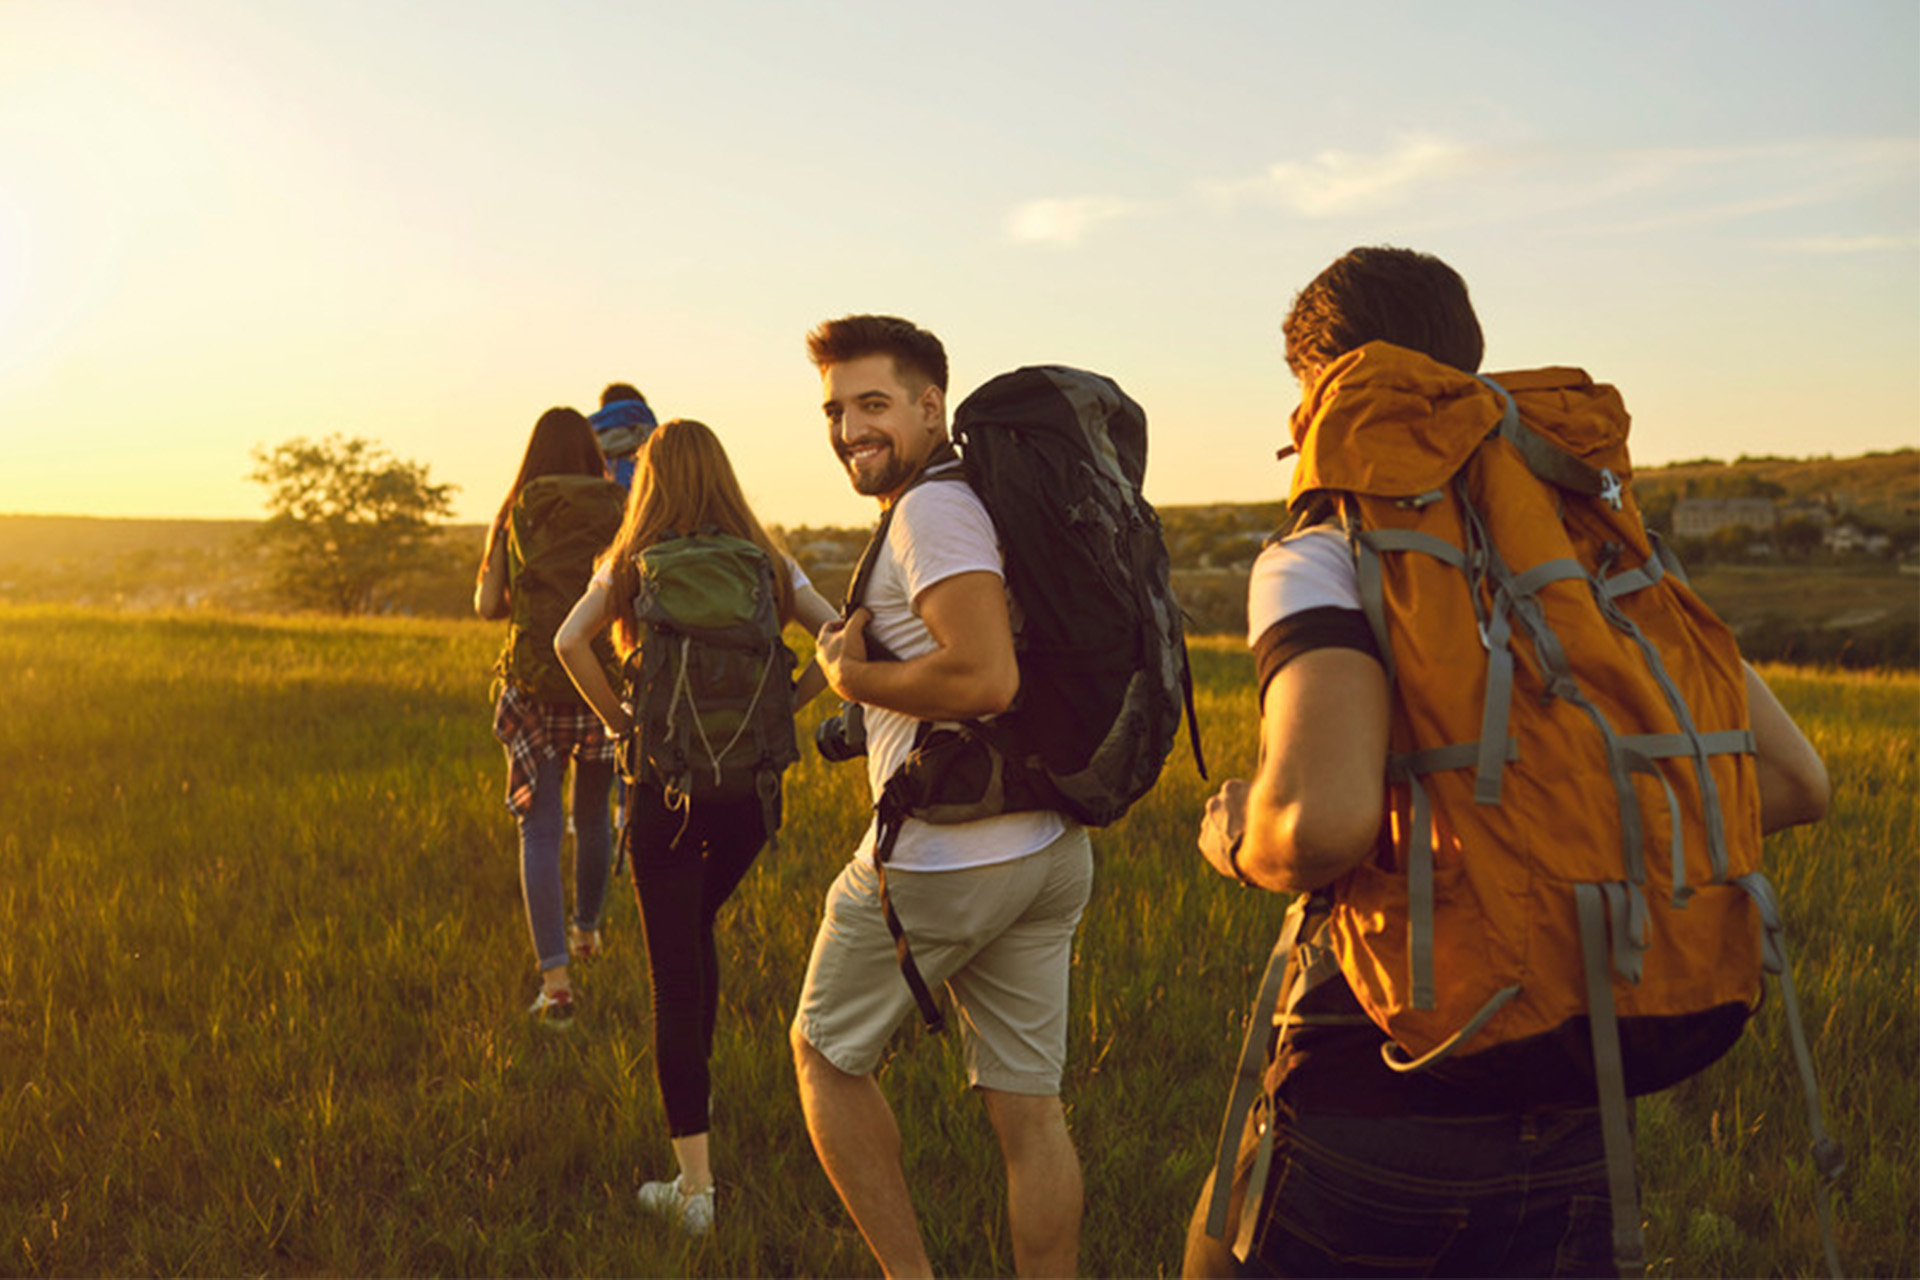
top-left (621, 531), bottom-right (799, 839)
top-left (500, 475), bottom-right (626, 702)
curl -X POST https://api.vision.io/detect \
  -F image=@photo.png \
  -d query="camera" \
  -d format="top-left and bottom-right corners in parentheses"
top-left (815, 701), bottom-right (868, 763)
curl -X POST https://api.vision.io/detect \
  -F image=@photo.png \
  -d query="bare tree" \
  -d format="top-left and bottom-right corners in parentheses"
top-left (249, 435), bottom-right (457, 615)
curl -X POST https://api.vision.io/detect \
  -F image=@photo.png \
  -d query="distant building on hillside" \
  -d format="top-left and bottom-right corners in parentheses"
top-left (1673, 497), bottom-right (1778, 538)
top-left (1778, 499), bottom-right (1832, 528)
top-left (1825, 520), bottom-right (1892, 556)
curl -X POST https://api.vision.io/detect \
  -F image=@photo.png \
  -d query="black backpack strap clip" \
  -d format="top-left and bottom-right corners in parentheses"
top-left (873, 733), bottom-right (946, 1034)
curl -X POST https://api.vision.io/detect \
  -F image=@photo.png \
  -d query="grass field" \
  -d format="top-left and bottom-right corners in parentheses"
top-left (0, 605), bottom-right (1912, 1276)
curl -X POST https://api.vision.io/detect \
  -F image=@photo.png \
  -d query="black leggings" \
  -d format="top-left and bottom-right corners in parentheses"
top-left (627, 784), bottom-right (767, 1138)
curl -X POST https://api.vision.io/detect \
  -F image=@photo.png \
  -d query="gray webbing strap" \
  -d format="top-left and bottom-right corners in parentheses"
top-left (1407, 774), bottom-right (1438, 1009)
top-left (1736, 873), bottom-right (1848, 1279)
top-left (1495, 556), bottom-right (1582, 692)
top-left (1651, 530), bottom-right (1690, 586)
top-left (1477, 375), bottom-right (1623, 509)
top-left (1202, 898), bottom-right (1307, 1243)
top-left (1619, 730), bottom-right (1758, 760)
top-left (1592, 588), bottom-right (1739, 882)
top-left (1617, 729), bottom-right (1758, 903)
top-left (1388, 743), bottom-right (1510, 1014)
top-left (1603, 552), bottom-right (1665, 600)
top-left (1233, 1120), bottom-right (1275, 1261)
top-left (1618, 740), bottom-right (1690, 912)
top-left (1449, 482), bottom-right (1516, 807)
top-left (1638, 630), bottom-right (1734, 881)
top-left (1560, 693), bottom-right (1651, 890)
top-left (1575, 883), bottom-right (1648, 1276)
top-left (1471, 557), bottom-right (1582, 805)
top-left (1347, 513), bottom-right (1398, 688)
top-left (1475, 608), bottom-right (1518, 806)
top-left (1379, 984), bottom-right (1522, 1073)
top-left (1389, 741), bottom-right (1495, 780)
top-left (1509, 556), bottom-right (1590, 600)
top-left (1359, 527), bottom-right (1468, 568)
top-left (1612, 881), bottom-right (1650, 985)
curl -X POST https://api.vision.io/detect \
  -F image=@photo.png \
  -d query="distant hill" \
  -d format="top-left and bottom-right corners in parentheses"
top-left (0, 515), bottom-right (487, 616)
top-left (3, 449), bottom-right (1914, 665)
top-left (1631, 448), bottom-right (1918, 530)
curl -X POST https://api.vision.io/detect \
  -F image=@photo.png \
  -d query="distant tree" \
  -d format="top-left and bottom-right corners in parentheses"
top-left (1706, 523), bottom-right (1762, 562)
top-left (1776, 517), bottom-right (1825, 560)
top-left (1692, 473), bottom-right (1786, 501)
top-left (248, 435), bottom-right (457, 615)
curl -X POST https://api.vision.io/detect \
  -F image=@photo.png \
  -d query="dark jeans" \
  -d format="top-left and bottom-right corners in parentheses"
top-left (1183, 1104), bottom-right (1616, 1278)
top-left (628, 784), bottom-right (767, 1138)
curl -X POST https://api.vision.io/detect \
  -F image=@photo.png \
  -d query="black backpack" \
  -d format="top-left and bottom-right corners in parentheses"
top-left (845, 365), bottom-right (1205, 1029)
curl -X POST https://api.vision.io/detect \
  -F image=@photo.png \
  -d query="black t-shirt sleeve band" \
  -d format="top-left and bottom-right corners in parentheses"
top-left (1253, 606), bottom-right (1381, 700)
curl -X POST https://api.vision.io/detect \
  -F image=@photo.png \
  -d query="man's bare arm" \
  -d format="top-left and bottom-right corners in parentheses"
top-left (1746, 662), bottom-right (1829, 834)
top-left (1200, 647), bottom-right (1390, 892)
top-left (815, 570), bottom-right (1018, 722)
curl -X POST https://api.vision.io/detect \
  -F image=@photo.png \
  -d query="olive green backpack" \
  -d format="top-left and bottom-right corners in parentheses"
top-left (498, 474), bottom-right (625, 702)
top-left (619, 531), bottom-right (799, 841)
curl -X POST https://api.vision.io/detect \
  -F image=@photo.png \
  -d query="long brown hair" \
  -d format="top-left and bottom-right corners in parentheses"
top-left (490, 407), bottom-right (608, 540)
top-left (600, 418), bottom-right (794, 654)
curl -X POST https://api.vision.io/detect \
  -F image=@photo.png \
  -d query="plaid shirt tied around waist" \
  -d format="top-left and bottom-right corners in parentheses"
top-left (492, 684), bottom-right (618, 817)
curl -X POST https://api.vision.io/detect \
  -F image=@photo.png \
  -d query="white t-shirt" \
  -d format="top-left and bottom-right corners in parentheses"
top-left (854, 475), bottom-right (1067, 873)
top-left (1246, 525), bottom-right (1363, 643)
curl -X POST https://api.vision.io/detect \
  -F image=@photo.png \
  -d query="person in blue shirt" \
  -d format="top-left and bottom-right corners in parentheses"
top-left (588, 383), bottom-right (658, 490)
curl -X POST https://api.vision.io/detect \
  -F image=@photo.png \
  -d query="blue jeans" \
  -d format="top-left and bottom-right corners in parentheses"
top-left (517, 753), bottom-right (615, 971)
top-left (1183, 1104), bottom-right (1615, 1278)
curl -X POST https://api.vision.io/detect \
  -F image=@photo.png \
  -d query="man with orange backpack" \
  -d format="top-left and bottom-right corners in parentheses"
top-left (1184, 246), bottom-right (1835, 1277)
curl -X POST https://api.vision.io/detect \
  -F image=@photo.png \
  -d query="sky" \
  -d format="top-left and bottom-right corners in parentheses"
top-left (1, 0), bottom-right (1915, 532)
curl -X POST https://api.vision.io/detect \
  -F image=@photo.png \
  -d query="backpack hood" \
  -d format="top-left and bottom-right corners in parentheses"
top-left (518, 473), bottom-right (625, 524)
top-left (1288, 342), bottom-right (1632, 508)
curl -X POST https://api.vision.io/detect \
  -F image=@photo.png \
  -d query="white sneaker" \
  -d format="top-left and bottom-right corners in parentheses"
top-left (638, 1175), bottom-right (715, 1236)
top-left (526, 988), bottom-right (575, 1031)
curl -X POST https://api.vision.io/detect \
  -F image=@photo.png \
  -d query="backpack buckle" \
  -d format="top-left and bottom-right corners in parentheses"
top-left (1598, 468), bottom-right (1624, 511)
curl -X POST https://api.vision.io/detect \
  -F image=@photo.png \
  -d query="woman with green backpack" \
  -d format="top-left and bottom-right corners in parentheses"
top-left (556, 418), bottom-right (836, 1237)
top-left (475, 407), bottom-right (627, 1030)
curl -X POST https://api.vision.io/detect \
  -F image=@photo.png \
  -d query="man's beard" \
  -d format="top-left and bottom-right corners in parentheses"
top-left (839, 442), bottom-right (913, 497)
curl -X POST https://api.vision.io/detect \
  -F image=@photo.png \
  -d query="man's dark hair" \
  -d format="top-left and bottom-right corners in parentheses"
top-left (806, 314), bottom-right (948, 393)
top-left (600, 382), bottom-right (645, 408)
top-left (1283, 246), bottom-right (1484, 381)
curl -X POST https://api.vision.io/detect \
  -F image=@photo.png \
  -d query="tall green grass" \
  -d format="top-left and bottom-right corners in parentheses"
top-left (0, 606), bottom-right (1911, 1276)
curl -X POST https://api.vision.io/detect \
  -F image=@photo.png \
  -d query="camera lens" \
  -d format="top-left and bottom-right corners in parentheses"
top-left (815, 701), bottom-right (867, 762)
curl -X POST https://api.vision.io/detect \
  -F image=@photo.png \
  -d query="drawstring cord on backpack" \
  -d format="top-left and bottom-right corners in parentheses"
top-left (673, 637), bottom-right (778, 788)
top-left (662, 633), bottom-right (780, 847)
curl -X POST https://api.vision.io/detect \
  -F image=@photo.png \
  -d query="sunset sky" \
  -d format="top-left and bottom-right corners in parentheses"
top-left (2, 0), bottom-right (1915, 531)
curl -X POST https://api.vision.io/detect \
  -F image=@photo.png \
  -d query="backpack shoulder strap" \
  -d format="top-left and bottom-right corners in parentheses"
top-left (842, 449), bottom-right (967, 626)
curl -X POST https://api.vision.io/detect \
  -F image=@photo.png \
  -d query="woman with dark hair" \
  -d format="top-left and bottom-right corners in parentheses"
top-left (475, 407), bottom-right (626, 1029)
top-left (556, 418), bottom-right (836, 1236)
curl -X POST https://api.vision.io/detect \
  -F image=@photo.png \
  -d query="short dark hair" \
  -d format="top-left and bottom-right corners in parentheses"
top-left (805, 314), bottom-right (948, 393)
top-left (1283, 246), bottom-right (1484, 381)
top-left (600, 383), bottom-right (645, 408)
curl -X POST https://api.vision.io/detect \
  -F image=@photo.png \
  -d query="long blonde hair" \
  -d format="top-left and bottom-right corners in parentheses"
top-left (599, 418), bottom-right (794, 655)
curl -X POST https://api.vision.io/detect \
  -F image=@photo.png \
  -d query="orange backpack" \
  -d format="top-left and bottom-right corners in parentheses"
top-left (1293, 343), bottom-right (1765, 1089)
top-left (1209, 343), bottom-right (1841, 1274)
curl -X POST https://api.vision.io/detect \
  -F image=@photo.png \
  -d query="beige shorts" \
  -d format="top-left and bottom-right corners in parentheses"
top-left (792, 825), bottom-right (1094, 1094)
